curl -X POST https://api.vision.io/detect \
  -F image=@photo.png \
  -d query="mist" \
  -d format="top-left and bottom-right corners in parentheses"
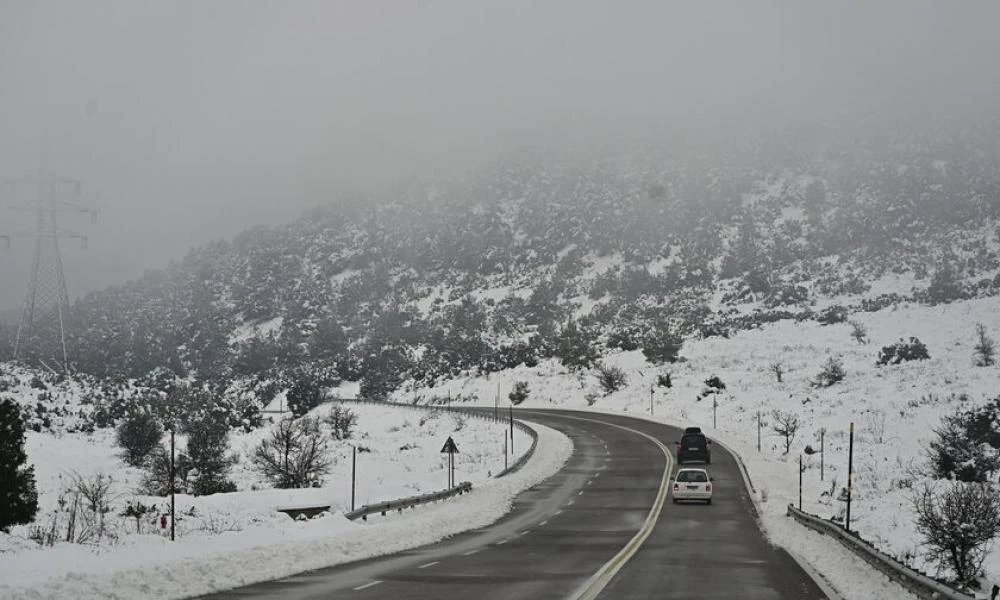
top-left (2, 0), bottom-right (998, 311)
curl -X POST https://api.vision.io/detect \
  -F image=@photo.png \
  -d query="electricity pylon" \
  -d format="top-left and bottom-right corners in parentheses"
top-left (1, 161), bottom-right (96, 373)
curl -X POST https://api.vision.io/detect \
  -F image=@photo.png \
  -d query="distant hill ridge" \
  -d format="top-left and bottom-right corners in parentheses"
top-left (2, 122), bottom-right (999, 401)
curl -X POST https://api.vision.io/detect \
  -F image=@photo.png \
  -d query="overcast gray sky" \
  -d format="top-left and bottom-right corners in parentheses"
top-left (2, 0), bottom-right (999, 311)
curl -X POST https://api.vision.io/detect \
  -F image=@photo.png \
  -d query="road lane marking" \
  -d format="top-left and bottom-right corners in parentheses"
top-left (462, 549), bottom-right (480, 556)
top-left (555, 510), bottom-right (563, 515)
top-left (577, 490), bottom-right (584, 495)
top-left (353, 581), bottom-right (382, 591)
top-left (539, 520), bottom-right (548, 526)
top-left (545, 414), bottom-right (675, 600)
top-left (417, 561), bottom-right (439, 569)
top-left (496, 539), bottom-right (508, 545)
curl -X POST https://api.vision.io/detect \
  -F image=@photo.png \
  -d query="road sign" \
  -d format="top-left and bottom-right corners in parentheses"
top-left (441, 436), bottom-right (459, 454)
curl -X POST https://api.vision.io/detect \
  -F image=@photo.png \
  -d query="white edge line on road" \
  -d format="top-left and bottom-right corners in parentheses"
top-left (417, 561), bottom-right (439, 569)
top-left (353, 581), bottom-right (382, 591)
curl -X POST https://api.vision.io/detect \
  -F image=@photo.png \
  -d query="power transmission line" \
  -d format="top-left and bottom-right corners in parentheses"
top-left (1, 150), bottom-right (97, 373)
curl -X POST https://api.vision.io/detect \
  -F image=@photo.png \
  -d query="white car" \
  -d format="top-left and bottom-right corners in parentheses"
top-left (671, 468), bottom-right (713, 504)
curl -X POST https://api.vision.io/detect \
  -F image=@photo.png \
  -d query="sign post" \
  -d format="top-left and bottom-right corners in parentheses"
top-left (441, 436), bottom-right (459, 488)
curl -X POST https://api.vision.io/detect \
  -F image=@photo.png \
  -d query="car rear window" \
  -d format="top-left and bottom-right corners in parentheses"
top-left (676, 471), bottom-right (708, 483)
top-left (681, 434), bottom-right (706, 447)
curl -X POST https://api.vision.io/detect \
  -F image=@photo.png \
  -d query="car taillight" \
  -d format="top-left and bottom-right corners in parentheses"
top-left (673, 484), bottom-right (679, 490)
top-left (706, 484), bottom-right (712, 492)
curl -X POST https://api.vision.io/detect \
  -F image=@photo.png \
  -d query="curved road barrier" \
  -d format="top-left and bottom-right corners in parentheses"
top-left (345, 482), bottom-right (473, 521)
top-left (786, 504), bottom-right (974, 600)
top-left (277, 399), bottom-right (538, 521)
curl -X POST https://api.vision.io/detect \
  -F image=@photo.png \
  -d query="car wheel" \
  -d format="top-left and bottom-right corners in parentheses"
top-left (705, 498), bottom-right (712, 505)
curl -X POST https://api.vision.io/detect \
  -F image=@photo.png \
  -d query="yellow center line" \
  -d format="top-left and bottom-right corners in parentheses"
top-left (519, 411), bottom-right (674, 600)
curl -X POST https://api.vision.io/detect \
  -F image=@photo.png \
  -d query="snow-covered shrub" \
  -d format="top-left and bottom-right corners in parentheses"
top-left (876, 337), bottom-right (930, 366)
top-left (641, 321), bottom-right (683, 364)
top-left (595, 363), bottom-right (627, 395)
top-left (913, 481), bottom-right (1000, 586)
top-left (115, 410), bottom-right (163, 467)
top-left (325, 405), bottom-right (357, 440)
top-left (973, 322), bottom-right (996, 367)
top-left (815, 305), bottom-right (848, 326)
top-left (252, 417), bottom-right (331, 489)
top-left (508, 381), bottom-right (530, 405)
top-left (656, 371), bottom-right (672, 388)
top-left (928, 400), bottom-right (1000, 482)
top-left (849, 320), bottom-right (868, 344)
top-left (811, 357), bottom-right (845, 388)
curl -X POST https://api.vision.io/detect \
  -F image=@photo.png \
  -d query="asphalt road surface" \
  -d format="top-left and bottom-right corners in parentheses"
top-left (202, 409), bottom-right (828, 600)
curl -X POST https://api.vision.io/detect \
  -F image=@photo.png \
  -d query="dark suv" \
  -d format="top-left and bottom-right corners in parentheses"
top-left (676, 431), bottom-right (711, 464)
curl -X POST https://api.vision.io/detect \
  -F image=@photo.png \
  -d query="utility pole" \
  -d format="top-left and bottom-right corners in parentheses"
top-left (649, 385), bottom-right (654, 415)
top-left (170, 428), bottom-right (176, 541)
top-left (846, 422), bottom-right (854, 533)
top-left (2, 144), bottom-right (96, 372)
top-left (757, 411), bottom-right (761, 452)
top-left (351, 446), bottom-right (357, 512)
top-left (713, 397), bottom-right (718, 429)
top-left (509, 404), bottom-right (514, 455)
top-left (820, 428), bottom-right (825, 481)
top-left (798, 454), bottom-right (803, 511)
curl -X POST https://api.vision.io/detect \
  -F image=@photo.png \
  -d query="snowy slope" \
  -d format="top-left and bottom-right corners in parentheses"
top-left (402, 296), bottom-right (1000, 599)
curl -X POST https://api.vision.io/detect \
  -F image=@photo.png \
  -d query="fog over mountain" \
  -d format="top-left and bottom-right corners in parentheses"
top-left (2, 1), bottom-right (999, 311)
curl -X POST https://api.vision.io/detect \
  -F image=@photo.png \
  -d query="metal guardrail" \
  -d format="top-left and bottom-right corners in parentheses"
top-left (276, 398), bottom-right (539, 522)
top-left (344, 481), bottom-right (473, 521)
top-left (327, 398), bottom-right (538, 479)
top-left (494, 420), bottom-right (538, 478)
top-left (786, 504), bottom-right (974, 600)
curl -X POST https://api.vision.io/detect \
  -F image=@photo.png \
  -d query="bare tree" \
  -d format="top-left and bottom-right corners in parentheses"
top-left (771, 410), bottom-right (800, 454)
top-left (913, 482), bottom-right (1000, 586)
top-left (974, 322), bottom-right (996, 367)
top-left (769, 362), bottom-right (784, 383)
top-left (864, 409), bottom-right (887, 445)
top-left (253, 417), bottom-right (331, 489)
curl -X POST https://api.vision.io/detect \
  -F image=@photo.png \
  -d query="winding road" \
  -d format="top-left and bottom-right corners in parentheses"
top-left (203, 409), bottom-right (829, 600)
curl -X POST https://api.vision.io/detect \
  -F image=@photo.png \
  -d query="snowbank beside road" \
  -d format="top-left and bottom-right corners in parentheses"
top-left (0, 420), bottom-right (570, 600)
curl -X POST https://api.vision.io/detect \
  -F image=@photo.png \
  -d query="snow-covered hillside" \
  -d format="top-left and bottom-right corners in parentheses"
top-left (405, 295), bottom-right (1000, 597)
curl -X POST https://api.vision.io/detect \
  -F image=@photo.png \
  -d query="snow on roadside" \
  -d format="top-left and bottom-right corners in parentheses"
top-left (0, 421), bottom-right (571, 600)
top-left (399, 297), bottom-right (1000, 599)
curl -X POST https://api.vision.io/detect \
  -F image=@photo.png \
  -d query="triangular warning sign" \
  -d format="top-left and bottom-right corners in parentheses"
top-left (440, 436), bottom-right (459, 453)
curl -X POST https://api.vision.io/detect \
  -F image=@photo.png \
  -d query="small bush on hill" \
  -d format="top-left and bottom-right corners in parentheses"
top-left (928, 399), bottom-right (1000, 482)
top-left (973, 323), bottom-right (996, 367)
top-left (253, 417), bottom-right (331, 489)
top-left (913, 482), bottom-right (1000, 586)
top-left (116, 410), bottom-right (163, 467)
top-left (812, 357), bottom-right (845, 388)
top-left (876, 337), bottom-right (930, 366)
top-left (816, 305), bottom-right (848, 326)
top-left (595, 363), bottom-right (627, 395)
top-left (325, 405), bottom-right (357, 440)
top-left (508, 381), bottom-right (530, 405)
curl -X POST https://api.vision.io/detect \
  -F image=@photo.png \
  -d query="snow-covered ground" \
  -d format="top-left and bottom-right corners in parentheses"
top-left (404, 296), bottom-right (1000, 599)
top-left (0, 401), bottom-right (562, 600)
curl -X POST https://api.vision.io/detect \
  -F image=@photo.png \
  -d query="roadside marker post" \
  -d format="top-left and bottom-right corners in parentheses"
top-left (441, 436), bottom-right (459, 488)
